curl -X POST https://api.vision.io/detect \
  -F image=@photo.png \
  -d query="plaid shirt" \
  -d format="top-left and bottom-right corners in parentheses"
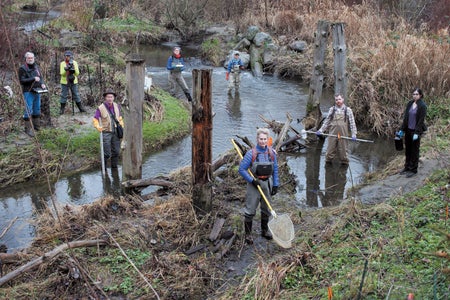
top-left (320, 105), bottom-right (357, 136)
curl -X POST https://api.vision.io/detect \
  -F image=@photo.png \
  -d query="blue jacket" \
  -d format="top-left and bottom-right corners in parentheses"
top-left (239, 144), bottom-right (279, 187)
top-left (167, 56), bottom-right (185, 72)
top-left (227, 58), bottom-right (243, 73)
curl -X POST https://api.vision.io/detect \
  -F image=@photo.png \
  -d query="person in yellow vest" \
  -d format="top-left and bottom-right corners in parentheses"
top-left (92, 89), bottom-right (124, 168)
top-left (59, 50), bottom-right (85, 114)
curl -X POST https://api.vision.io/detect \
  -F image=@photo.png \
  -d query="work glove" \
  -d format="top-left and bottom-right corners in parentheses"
top-left (226, 72), bottom-right (229, 81)
top-left (93, 118), bottom-right (102, 132)
top-left (352, 135), bottom-right (356, 141)
top-left (413, 134), bottom-right (419, 141)
top-left (271, 186), bottom-right (278, 196)
top-left (251, 179), bottom-right (260, 188)
top-left (398, 130), bottom-right (404, 138)
top-left (316, 130), bottom-right (322, 137)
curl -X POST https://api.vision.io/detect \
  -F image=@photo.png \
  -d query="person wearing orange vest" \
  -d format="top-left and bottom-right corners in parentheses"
top-left (238, 128), bottom-right (279, 244)
top-left (93, 89), bottom-right (124, 168)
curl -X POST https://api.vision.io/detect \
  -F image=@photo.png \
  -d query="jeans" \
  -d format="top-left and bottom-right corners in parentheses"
top-left (23, 92), bottom-right (40, 119)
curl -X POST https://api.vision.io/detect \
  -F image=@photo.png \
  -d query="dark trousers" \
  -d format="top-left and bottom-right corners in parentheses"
top-left (404, 128), bottom-right (421, 173)
top-left (103, 132), bottom-right (121, 168)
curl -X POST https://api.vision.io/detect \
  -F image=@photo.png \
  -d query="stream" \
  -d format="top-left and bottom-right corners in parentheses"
top-left (0, 44), bottom-right (398, 253)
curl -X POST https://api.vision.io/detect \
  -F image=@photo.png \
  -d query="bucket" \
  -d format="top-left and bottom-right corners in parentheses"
top-left (268, 214), bottom-right (295, 249)
top-left (394, 136), bottom-right (403, 151)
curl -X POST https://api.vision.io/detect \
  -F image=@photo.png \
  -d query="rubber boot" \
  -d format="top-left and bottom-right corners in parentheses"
top-left (24, 118), bottom-right (34, 137)
top-left (184, 92), bottom-right (192, 102)
top-left (76, 101), bottom-right (86, 112)
top-left (244, 221), bottom-right (253, 244)
top-left (31, 115), bottom-right (40, 131)
top-left (261, 216), bottom-right (273, 240)
top-left (59, 103), bottom-right (66, 115)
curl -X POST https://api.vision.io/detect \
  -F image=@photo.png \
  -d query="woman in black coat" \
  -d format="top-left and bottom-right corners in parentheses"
top-left (398, 88), bottom-right (427, 177)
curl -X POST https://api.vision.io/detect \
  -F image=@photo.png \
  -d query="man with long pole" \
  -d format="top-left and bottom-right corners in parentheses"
top-left (316, 93), bottom-right (358, 165)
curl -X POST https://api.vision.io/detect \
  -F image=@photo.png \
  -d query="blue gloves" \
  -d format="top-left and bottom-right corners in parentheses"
top-left (398, 130), bottom-right (404, 138)
top-left (413, 134), bottom-right (419, 141)
top-left (352, 136), bottom-right (356, 141)
top-left (316, 130), bottom-right (322, 137)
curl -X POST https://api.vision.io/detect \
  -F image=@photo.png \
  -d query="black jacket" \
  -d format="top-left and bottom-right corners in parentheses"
top-left (18, 63), bottom-right (45, 93)
top-left (400, 99), bottom-right (427, 135)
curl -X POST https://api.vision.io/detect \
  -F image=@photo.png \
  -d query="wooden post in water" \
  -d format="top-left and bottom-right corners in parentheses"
top-left (307, 20), bottom-right (330, 129)
top-left (332, 22), bottom-right (348, 99)
top-left (191, 68), bottom-right (213, 215)
top-left (122, 55), bottom-right (145, 183)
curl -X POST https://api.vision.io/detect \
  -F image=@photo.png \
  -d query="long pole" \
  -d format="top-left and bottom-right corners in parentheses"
top-left (302, 130), bottom-right (374, 143)
top-left (99, 119), bottom-right (105, 176)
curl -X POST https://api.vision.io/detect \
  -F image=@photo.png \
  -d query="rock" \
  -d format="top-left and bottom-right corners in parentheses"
top-left (253, 32), bottom-right (272, 47)
top-left (59, 30), bottom-right (84, 48)
top-left (250, 44), bottom-right (263, 77)
top-left (245, 26), bottom-right (260, 42)
top-left (289, 40), bottom-right (308, 53)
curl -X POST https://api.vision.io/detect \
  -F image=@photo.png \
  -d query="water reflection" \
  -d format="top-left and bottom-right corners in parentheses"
top-left (102, 168), bottom-right (123, 197)
top-left (226, 91), bottom-right (242, 119)
top-left (322, 163), bottom-right (348, 207)
top-left (305, 139), bottom-right (325, 207)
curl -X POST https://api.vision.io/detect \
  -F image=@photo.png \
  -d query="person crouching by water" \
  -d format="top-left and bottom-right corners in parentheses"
top-left (397, 88), bottom-right (427, 178)
top-left (166, 46), bottom-right (192, 102)
top-left (92, 89), bottom-right (124, 169)
top-left (238, 128), bottom-right (279, 244)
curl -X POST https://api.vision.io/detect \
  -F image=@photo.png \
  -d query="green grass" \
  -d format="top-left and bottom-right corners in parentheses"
top-left (142, 88), bottom-right (191, 151)
top-left (281, 169), bottom-right (450, 299)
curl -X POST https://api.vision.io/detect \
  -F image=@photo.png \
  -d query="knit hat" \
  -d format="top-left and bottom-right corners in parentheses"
top-left (64, 50), bottom-right (73, 57)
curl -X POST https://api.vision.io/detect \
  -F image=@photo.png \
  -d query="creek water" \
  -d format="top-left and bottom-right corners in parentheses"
top-left (0, 44), bottom-right (397, 253)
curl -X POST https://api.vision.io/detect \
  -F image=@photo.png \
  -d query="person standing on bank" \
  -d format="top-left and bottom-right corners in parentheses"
top-left (316, 94), bottom-right (357, 165)
top-left (166, 46), bottom-right (192, 102)
top-left (92, 89), bottom-right (124, 169)
top-left (18, 51), bottom-right (47, 137)
top-left (397, 88), bottom-right (427, 178)
top-left (59, 50), bottom-right (85, 114)
top-left (226, 51), bottom-right (244, 94)
top-left (238, 128), bottom-right (279, 244)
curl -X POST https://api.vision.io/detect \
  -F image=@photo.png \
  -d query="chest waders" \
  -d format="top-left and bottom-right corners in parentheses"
top-left (325, 112), bottom-right (350, 164)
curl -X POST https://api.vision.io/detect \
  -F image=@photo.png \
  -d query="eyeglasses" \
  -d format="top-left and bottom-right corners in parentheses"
top-left (412, 93), bottom-right (419, 95)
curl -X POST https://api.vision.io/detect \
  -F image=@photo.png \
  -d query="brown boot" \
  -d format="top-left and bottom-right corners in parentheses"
top-left (244, 221), bottom-right (253, 244)
top-left (24, 118), bottom-right (34, 137)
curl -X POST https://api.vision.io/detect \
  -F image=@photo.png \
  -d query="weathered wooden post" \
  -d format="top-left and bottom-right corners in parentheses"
top-left (332, 22), bottom-right (348, 99)
top-left (191, 68), bottom-right (213, 215)
top-left (307, 20), bottom-right (330, 129)
top-left (122, 54), bottom-right (145, 183)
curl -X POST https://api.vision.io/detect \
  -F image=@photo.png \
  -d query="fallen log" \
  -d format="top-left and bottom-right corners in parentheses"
top-left (216, 233), bottom-right (236, 259)
top-left (209, 218), bottom-right (225, 241)
top-left (123, 152), bottom-right (235, 190)
top-left (274, 113), bottom-right (293, 153)
top-left (122, 176), bottom-right (173, 189)
top-left (0, 239), bottom-right (107, 287)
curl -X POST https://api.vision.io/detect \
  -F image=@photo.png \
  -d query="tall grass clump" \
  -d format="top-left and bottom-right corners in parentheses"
top-left (285, 0), bottom-right (450, 135)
